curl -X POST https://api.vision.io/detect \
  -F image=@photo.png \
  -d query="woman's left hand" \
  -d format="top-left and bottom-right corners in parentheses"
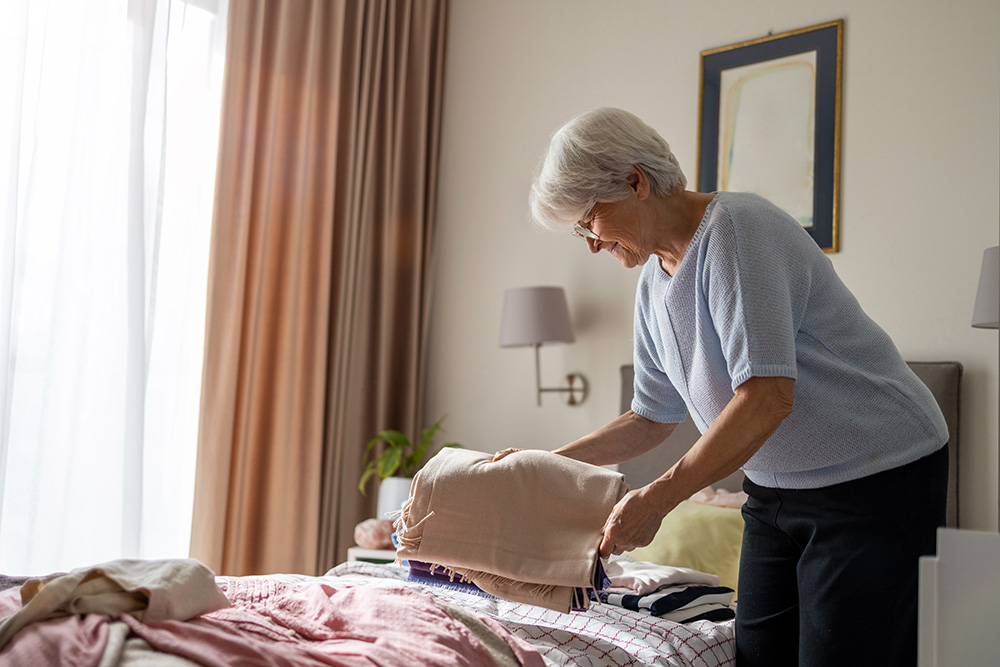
top-left (599, 487), bottom-right (672, 558)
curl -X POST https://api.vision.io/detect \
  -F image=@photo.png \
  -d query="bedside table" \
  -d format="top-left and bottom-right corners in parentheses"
top-left (346, 547), bottom-right (396, 564)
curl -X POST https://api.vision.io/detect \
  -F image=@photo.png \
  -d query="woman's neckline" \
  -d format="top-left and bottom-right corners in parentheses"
top-left (656, 192), bottom-right (719, 278)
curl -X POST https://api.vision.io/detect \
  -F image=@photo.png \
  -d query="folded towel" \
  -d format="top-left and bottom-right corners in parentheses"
top-left (394, 448), bottom-right (628, 613)
top-left (603, 558), bottom-right (720, 595)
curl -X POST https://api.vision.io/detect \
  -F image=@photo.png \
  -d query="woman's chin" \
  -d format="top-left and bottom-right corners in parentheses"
top-left (610, 243), bottom-right (637, 268)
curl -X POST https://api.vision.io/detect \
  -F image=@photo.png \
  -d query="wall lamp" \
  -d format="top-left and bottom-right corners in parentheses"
top-left (970, 245), bottom-right (998, 532)
top-left (971, 245), bottom-right (998, 329)
top-left (499, 286), bottom-right (588, 406)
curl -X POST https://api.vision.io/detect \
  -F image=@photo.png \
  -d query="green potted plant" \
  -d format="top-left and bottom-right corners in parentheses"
top-left (359, 417), bottom-right (462, 518)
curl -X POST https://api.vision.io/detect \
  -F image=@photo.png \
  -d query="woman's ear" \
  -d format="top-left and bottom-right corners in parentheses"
top-left (628, 165), bottom-right (650, 200)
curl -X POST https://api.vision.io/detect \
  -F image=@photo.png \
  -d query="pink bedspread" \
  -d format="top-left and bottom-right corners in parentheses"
top-left (0, 575), bottom-right (544, 667)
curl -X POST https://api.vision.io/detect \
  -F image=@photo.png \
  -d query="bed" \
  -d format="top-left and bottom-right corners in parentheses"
top-left (0, 558), bottom-right (736, 667)
top-left (0, 362), bottom-right (961, 667)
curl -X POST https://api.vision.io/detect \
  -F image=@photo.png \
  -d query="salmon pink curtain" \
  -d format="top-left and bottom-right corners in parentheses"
top-left (190, 0), bottom-right (447, 576)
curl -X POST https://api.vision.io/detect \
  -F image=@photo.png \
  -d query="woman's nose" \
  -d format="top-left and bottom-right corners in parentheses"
top-left (587, 237), bottom-right (600, 254)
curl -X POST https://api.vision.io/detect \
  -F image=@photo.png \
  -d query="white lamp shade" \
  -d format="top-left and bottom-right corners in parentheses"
top-left (972, 246), bottom-right (999, 329)
top-left (499, 286), bottom-right (575, 347)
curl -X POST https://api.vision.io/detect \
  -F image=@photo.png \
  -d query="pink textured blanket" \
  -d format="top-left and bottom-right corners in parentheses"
top-left (129, 578), bottom-right (544, 667)
top-left (0, 575), bottom-right (544, 667)
top-left (394, 448), bottom-right (628, 613)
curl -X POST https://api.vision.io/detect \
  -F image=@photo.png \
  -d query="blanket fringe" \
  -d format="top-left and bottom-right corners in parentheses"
top-left (391, 494), bottom-right (434, 553)
top-left (427, 563), bottom-right (474, 584)
top-left (457, 567), bottom-right (558, 602)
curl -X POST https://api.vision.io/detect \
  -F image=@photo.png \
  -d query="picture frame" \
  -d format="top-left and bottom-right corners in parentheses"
top-left (698, 20), bottom-right (843, 253)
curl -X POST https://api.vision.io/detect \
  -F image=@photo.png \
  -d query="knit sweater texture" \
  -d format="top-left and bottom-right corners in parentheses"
top-left (632, 192), bottom-right (947, 489)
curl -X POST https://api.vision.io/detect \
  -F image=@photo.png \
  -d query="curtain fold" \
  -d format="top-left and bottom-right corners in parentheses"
top-left (191, 0), bottom-right (447, 576)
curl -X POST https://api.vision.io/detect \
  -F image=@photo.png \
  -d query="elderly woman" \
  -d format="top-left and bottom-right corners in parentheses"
top-left (510, 107), bottom-right (949, 666)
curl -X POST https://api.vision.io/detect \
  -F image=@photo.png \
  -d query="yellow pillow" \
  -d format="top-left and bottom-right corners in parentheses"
top-left (625, 499), bottom-right (744, 597)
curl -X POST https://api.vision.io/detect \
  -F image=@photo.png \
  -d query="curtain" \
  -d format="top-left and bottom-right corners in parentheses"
top-left (0, 0), bottom-right (228, 575)
top-left (190, 0), bottom-right (447, 576)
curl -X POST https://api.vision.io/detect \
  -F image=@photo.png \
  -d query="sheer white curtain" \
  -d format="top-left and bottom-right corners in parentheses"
top-left (0, 0), bottom-right (227, 575)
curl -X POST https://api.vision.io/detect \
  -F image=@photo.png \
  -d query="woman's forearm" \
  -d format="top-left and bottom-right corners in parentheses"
top-left (597, 376), bottom-right (794, 556)
top-left (647, 375), bottom-right (794, 508)
top-left (553, 410), bottom-right (678, 466)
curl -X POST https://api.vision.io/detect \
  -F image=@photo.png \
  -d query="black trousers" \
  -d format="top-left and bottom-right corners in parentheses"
top-left (735, 445), bottom-right (948, 667)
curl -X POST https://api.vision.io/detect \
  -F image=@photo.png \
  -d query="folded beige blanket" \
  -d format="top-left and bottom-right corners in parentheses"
top-left (394, 448), bottom-right (628, 613)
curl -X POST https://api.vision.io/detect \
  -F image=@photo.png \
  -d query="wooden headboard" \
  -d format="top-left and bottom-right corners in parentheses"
top-left (618, 361), bottom-right (963, 527)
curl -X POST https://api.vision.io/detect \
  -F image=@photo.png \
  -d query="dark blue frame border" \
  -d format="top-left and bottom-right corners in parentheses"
top-left (698, 20), bottom-right (843, 253)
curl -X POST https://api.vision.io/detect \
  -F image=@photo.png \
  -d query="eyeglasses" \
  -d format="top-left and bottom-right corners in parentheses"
top-left (572, 203), bottom-right (599, 241)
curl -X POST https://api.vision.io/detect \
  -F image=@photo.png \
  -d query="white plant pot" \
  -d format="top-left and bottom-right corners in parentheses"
top-left (376, 476), bottom-right (413, 519)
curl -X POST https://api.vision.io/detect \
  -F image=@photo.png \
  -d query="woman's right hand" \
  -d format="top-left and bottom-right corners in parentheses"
top-left (599, 485), bottom-right (673, 558)
top-left (491, 448), bottom-right (522, 462)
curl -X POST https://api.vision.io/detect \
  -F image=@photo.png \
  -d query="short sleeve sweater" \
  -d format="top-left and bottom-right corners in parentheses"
top-left (632, 192), bottom-right (947, 489)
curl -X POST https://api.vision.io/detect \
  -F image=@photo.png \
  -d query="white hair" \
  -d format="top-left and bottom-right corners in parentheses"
top-left (529, 107), bottom-right (688, 231)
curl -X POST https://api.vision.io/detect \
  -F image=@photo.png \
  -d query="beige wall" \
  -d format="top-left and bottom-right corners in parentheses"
top-left (425, 0), bottom-right (1000, 531)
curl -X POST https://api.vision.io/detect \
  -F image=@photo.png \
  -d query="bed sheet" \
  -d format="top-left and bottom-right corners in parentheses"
top-left (0, 560), bottom-right (734, 667)
top-left (306, 562), bottom-right (735, 667)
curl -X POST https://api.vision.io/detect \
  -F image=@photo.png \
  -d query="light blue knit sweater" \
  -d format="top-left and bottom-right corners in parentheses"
top-left (632, 192), bottom-right (947, 489)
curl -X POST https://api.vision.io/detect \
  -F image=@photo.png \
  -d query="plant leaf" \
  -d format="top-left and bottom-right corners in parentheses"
top-left (360, 417), bottom-right (466, 492)
top-left (367, 429), bottom-right (410, 452)
top-left (358, 465), bottom-right (378, 495)
top-left (403, 421), bottom-right (436, 473)
top-left (418, 419), bottom-right (443, 451)
top-left (378, 446), bottom-right (404, 479)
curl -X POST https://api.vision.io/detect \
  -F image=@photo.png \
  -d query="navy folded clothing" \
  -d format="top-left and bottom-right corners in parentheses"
top-left (598, 584), bottom-right (735, 620)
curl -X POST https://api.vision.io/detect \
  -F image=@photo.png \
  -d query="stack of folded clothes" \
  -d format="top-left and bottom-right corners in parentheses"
top-left (405, 554), bottom-right (610, 612)
top-left (598, 558), bottom-right (735, 622)
top-left (393, 448), bottom-right (628, 613)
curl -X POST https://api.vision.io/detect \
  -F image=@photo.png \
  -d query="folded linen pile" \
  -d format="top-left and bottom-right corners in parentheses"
top-left (394, 447), bottom-right (629, 613)
top-left (406, 556), bottom-right (610, 611)
top-left (599, 559), bottom-right (735, 623)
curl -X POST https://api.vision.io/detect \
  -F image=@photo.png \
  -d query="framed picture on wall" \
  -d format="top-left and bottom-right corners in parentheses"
top-left (698, 20), bottom-right (843, 253)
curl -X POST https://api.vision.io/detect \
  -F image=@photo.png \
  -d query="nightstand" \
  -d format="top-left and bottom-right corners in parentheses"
top-left (346, 547), bottom-right (396, 564)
